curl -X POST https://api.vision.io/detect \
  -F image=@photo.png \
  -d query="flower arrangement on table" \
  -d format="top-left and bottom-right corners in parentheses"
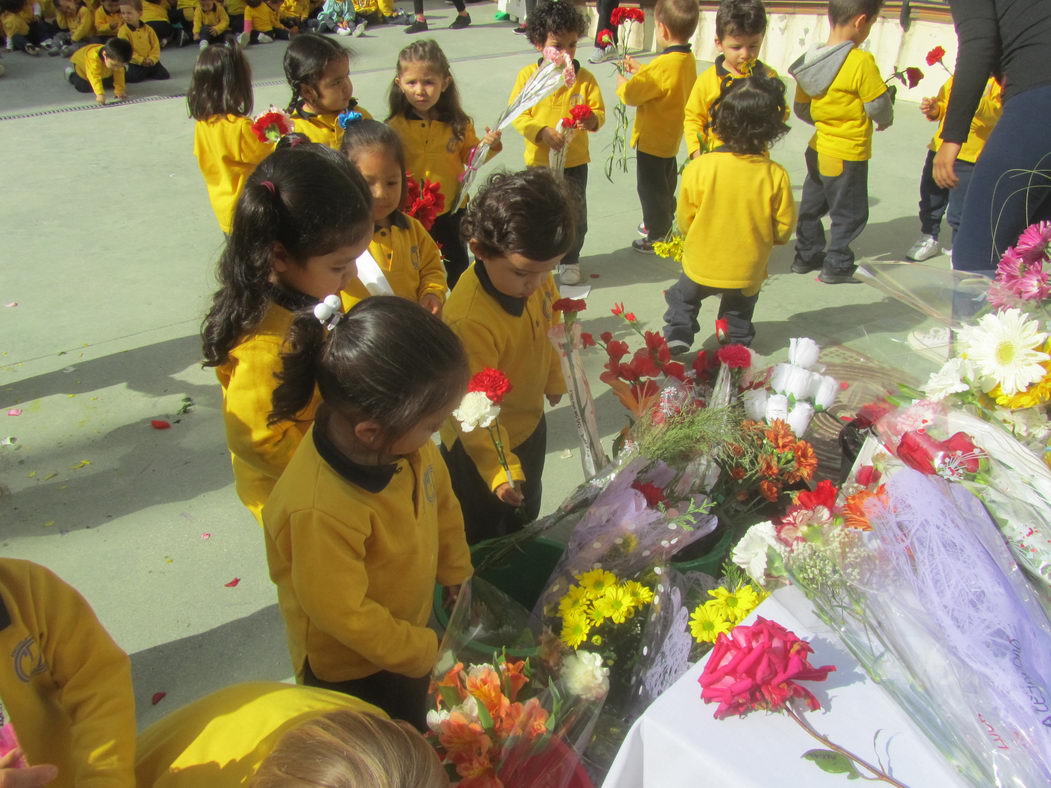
top-left (602, 7), bottom-right (645, 181)
top-left (402, 172), bottom-right (445, 232)
top-left (550, 104), bottom-right (595, 180)
top-left (250, 106), bottom-right (293, 143)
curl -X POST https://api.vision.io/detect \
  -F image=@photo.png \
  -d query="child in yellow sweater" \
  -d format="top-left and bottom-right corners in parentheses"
top-left (0, 558), bottom-right (136, 787)
top-left (663, 72), bottom-right (795, 351)
top-left (340, 118), bottom-right (448, 314)
top-left (65, 37), bottom-right (129, 103)
top-left (0, 0), bottom-right (49, 55)
top-left (93, 0), bottom-right (122, 37)
top-left (440, 169), bottom-right (572, 543)
top-left (510, 0), bottom-right (604, 286)
top-left (192, 0), bottom-right (228, 45)
top-left (118, 0), bottom-right (168, 81)
top-left (237, 0), bottom-right (285, 43)
top-left (263, 296), bottom-right (473, 731)
top-left (53, 0), bottom-right (93, 55)
top-left (201, 139), bottom-right (373, 524)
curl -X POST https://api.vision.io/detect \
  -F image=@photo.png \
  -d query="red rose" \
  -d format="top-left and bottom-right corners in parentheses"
top-left (925, 45), bottom-right (946, 66)
top-left (699, 617), bottom-right (835, 719)
top-left (714, 318), bottom-right (729, 344)
top-left (795, 478), bottom-right (837, 511)
top-left (895, 430), bottom-right (942, 475)
top-left (937, 432), bottom-right (983, 477)
top-left (855, 465), bottom-right (881, 487)
top-left (552, 297), bottom-right (587, 313)
top-left (904, 66), bottom-right (924, 89)
top-left (611, 302), bottom-right (625, 316)
top-left (631, 481), bottom-right (667, 508)
top-left (468, 367), bottom-right (513, 404)
top-left (717, 344), bottom-right (751, 369)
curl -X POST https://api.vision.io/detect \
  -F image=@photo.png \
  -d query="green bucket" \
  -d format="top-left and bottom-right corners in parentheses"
top-left (669, 526), bottom-right (736, 576)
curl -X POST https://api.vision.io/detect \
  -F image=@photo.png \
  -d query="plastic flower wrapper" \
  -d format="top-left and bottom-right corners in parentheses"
top-left (429, 577), bottom-right (605, 787)
top-left (250, 105), bottom-right (293, 143)
top-left (550, 105), bottom-right (594, 180)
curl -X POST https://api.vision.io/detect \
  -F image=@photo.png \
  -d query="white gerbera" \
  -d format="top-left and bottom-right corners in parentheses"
top-left (956, 308), bottom-right (1049, 395)
top-left (452, 391), bottom-right (500, 432)
top-left (923, 357), bottom-right (973, 401)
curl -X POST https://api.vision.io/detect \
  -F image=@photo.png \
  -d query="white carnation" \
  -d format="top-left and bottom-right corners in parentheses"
top-left (742, 388), bottom-right (768, 421)
top-left (562, 650), bottom-right (609, 701)
top-left (453, 391), bottom-right (500, 432)
top-left (809, 375), bottom-right (840, 410)
top-left (731, 521), bottom-right (781, 584)
top-left (765, 393), bottom-right (790, 421)
top-left (770, 363), bottom-right (814, 400)
top-left (426, 708), bottom-right (450, 731)
top-left (923, 357), bottom-right (972, 401)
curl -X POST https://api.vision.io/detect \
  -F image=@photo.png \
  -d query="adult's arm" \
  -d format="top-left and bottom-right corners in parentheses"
top-left (941, 0), bottom-right (999, 145)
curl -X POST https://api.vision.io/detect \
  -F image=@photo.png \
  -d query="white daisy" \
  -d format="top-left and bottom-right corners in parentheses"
top-left (956, 308), bottom-right (1049, 395)
top-left (923, 357), bottom-right (973, 401)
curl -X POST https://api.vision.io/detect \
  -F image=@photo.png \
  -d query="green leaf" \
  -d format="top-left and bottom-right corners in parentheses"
top-left (476, 699), bottom-right (495, 732)
top-left (802, 750), bottom-right (862, 780)
top-left (438, 686), bottom-right (461, 711)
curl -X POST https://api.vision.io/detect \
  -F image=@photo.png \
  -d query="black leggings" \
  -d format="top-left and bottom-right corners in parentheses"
top-left (125, 61), bottom-right (170, 81)
top-left (303, 660), bottom-right (431, 732)
top-left (428, 209), bottom-right (469, 288)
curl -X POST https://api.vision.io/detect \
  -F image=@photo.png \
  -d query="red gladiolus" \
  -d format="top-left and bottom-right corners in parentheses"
top-left (717, 344), bottom-right (751, 369)
top-left (795, 478), bottom-right (837, 511)
top-left (552, 297), bottom-right (586, 313)
top-left (402, 174), bottom-right (445, 232)
top-left (663, 361), bottom-right (686, 381)
top-left (611, 302), bottom-right (625, 316)
top-left (904, 66), bottom-right (924, 89)
top-left (605, 339), bottom-right (630, 362)
top-left (625, 312), bottom-right (637, 322)
top-left (643, 330), bottom-right (670, 361)
top-left (631, 481), bottom-right (667, 508)
top-left (627, 348), bottom-right (660, 379)
top-left (600, 331), bottom-right (614, 343)
top-left (468, 367), bottom-right (513, 405)
top-left (926, 45), bottom-right (946, 66)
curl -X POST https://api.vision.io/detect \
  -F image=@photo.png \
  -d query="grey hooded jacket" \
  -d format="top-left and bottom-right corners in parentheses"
top-left (787, 42), bottom-right (894, 130)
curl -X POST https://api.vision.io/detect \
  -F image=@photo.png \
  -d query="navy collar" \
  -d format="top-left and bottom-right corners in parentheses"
top-left (475, 261), bottom-right (525, 317)
top-left (313, 408), bottom-right (400, 493)
top-left (378, 211), bottom-right (410, 232)
top-left (662, 44), bottom-right (692, 55)
top-left (268, 283), bottom-right (316, 313)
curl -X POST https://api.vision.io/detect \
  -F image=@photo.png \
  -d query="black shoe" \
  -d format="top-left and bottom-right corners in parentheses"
top-left (512, 25), bottom-right (527, 34)
top-left (632, 238), bottom-right (655, 254)
top-left (405, 19), bottom-right (427, 33)
top-left (791, 257), bottom-right (822, 274)
top-left (818, 271), bottom-right (860, 285)
top-left (449, 12), bottom-right (470, 28)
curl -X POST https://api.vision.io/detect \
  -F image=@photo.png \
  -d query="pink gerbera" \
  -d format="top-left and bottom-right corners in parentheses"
top-left (1016, 266), bottom-right (1051, 301)
top-left (996, 246), bottom-right (1027, 285)
top-left (1015, 221), bottom-right (1051, 263)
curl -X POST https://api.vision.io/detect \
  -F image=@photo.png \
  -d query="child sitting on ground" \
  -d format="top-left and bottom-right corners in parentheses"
top-left (193, 0), bottom-right (229, 46)
top-left (788, 0), bottom-right (893, 284)
top-left (1, 0), bottom-right (50, 55)
top-left (238, 0), bottom-right (285, 43)
top-left (263, 297), bottom-right (473, 732)
top-left (440, 169), bottom-right (572, 544)
top-left (315, 0), bottom-right (363, 36)
top-left (141, 0), bottom-right (179, 46)
top-left (663, 71), bottom-right (795, 352)
top-left (65, 36), bottom-right (130, 103)
top-left (616, 0), bottom-right (698, 254)
top-left (278, 0), bottom-right (307, 32)
top-left (94, 0), bottom-right (122, 39)
top-left (118, 0), bottom-right (169, 82)
top-left (285, 33), bottom-right (372, 148)
top-left (340, 118), bottom-right (448, 313)
top-left (225, 0), bottom-right (245, 32)
top-left (53, 0), bottom-right (93, 56)
top-left (510, 0), bottom-right (604, 286)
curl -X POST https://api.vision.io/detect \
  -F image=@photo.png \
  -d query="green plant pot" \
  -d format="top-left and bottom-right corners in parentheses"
top-left (670, 525), bottom-right (736, 577)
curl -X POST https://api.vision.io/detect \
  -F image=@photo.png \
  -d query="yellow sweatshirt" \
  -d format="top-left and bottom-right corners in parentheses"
top-left (1, 6), bottom-right (33, 38)
top-left (677, 150), bottom-right (795, 295)
top-left (927, 75), bottom-right (1001, 163)
top-left (616, 44), bottom-right (696, 158)
top-left (118, 21), bottom-right (159, 65)
top-left (263, 425), bottom-right (472, 682)
top-left (684, 57), bottom-right (780, 157)
top-left (192, 2), bottom-right (228, 34)
top-left (279, 0), bottom-right (307, 19)
top-left (0, 559), bottom-right (136, 788)
top-left (291, 102), bottom-right (372, 149)
top-left (224, 0), bottom-right (244, 15)
top-left (93, 5), bottom-right (121, 35)
top-left (509, 59), bottom-right (606, 168)
top-left (439, 264), bottom-right (565, 490)
top-left (135, 682), bottom-right (385, 787)
top-left (245, 1), bottom-right (281, 31)
top-left (70, 43), bottom-right (125, 99)
top-left (364, 213), bottom-right (447, 303)
top-left (56, 4), bottom-right (94, 39)
top-left (193, 114), bottom-right (273, 233)
top-left (386, 114), bottom-right (483, 216)
top-left (141, 0), bottom-right (169, 23)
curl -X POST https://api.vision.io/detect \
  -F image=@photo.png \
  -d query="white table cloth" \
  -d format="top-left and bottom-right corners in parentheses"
top-left (602, 587), bottom-right (967, 787)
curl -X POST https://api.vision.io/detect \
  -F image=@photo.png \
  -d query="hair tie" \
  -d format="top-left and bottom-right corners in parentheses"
top-left (287, 135), bottom-right (304, 147)
top-left (337, 109), bottom-right (363, 130)
top-left (313, 294), bottom-right (344, 331)
top-left (261, 180), bottom-right (276, 194)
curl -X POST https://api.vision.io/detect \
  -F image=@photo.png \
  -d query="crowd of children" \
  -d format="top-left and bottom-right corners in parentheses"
top-left (4, 0), bottom-right (1008, 782)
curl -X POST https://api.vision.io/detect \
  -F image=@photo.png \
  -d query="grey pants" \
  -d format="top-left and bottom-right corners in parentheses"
top-left (637, 151), bottom-right (677, 241)
top-left (663, 273), bottom-right (759, 347)
top-left (562, 164), bottom-right (588, 265)
top-left (794, 146), bottom-right (869, 275)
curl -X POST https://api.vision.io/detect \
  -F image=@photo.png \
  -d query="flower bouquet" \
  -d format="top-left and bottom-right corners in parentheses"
top-left (550, 104), bottom-right (595, 180)
top-left (250, 105), bottom-right (293, 143)
top-left (744, 337), bottom-right (841, 438)
top-left (402, 172), bottom-right (446, 232)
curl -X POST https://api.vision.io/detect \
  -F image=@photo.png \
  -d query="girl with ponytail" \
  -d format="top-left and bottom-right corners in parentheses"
top-left (201, 137), bottom-right (373, 524)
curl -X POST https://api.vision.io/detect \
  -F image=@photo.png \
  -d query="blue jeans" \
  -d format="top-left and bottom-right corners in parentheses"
top-left (919, 148), bottom-right (974, 243)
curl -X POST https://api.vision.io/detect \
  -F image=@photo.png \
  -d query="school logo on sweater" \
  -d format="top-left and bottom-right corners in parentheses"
top-left (12, 636), bottom-right (46, 683)
top-left (423, 465), bottom-right (436, 504)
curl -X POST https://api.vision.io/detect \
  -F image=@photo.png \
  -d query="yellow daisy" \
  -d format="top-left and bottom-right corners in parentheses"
top-left (689, 603), bottom-right (732, 644)
top-left (623, 580), bottom-right (654, 607)
top-left (557, 584), bottom-right (590, 617)
top-left (577, 569), bottom-right (618, 599)
top-left (560, 613), bottom-right (591, 649)
top-left (707, 585), bottom-right (762, 624)
top-left (591, 585), bottom-right (634, 624)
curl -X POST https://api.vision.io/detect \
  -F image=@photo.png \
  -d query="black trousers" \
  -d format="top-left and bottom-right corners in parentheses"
top-left (794, 146), bottom-right (869, 276)
top-left (918, 148), bottom-right (974, 241)
top-left (228, 12), bottom-right (244, 31)
top-left (429, 209), bottom-right (469, 288)
top-left (596, 0), bottom-right (620, 43)
top-left (636, 151), bottom-right (677, 241)
top-left (663, 273), bottom-right (759, 347)
top-left (145, 19), bottom-right (173, 40)
top-left (563, 164), bottom-right (588, 265)
top-left (125, 61), bottom-right (170, 82)
top-left (441, 416), bottom-right (546, 545)
top-left (69, 71), bottom-right (112, 93)
top-left (303, 659), bottom-right (430, 732)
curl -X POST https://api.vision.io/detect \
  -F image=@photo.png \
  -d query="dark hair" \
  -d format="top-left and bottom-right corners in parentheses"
top-left (715, 0), bottom-right (767, 40)
top-left (101, 36), bottom-right (132, 63)
top-left (284, 33), bottom-right (350, 116)
top-left (340, 117), bottom-right (408, 218)
top-left (0, 0), bottom-right (28, 13)
top-left (118, 0), bottom-right (141, 10)
top-left (709, 70), bottom-right (789, 155)
top-left (462, 169), bottom-right (576, 262)
top-left (526, 0), bottom-right (587, 48)
top-left (655, 0), bottom-right (699, 41)
top-left (828, 0), bottom-right (883, 26)
top-left (201, 138), bottom-right (373, 367)
top-left (269, 297), bottom-right (469, 453)
top-left (387, 40), bottom-right (470, 150)
top-left (187, 44), bottom-right (253, 120)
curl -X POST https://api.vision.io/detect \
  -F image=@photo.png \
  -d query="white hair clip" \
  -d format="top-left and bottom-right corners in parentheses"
top-left (313, 294), bottom-right (344, 331)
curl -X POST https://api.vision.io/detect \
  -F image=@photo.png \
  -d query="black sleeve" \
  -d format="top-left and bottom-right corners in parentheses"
top-left (941, 0), bottom-right (1000, 144)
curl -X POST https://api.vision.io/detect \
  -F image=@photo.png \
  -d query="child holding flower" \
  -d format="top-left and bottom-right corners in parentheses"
top-left (440, 169), bottom-right (573, 543)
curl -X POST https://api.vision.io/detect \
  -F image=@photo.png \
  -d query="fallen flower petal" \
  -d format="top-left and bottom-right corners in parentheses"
top-left (225, 577), bottom-right (241, 587)
top-left (150, 420), bottom-right (172, 430)
top-left (7, 409), bottom-right (22, 416)
top-left (4, 302), bottom-right (17, 308)
top-left (201, 532), bottom-right (212, 540)
top-left (151, 692), bottom-right (167, 706)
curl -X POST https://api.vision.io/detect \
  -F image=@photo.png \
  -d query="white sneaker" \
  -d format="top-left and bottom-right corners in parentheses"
top-left (352, 19), bottom-right (367, 36)
top-left (63, 65), bottom-right (74, 80)
top-left (237, 30), bottom-right (249, 46)
top-left (666, 339), bottom-right (690, 355)
top-left (905, 234), bottom-right (942, 262)
top-left (198, 39), bottom-right (209, 50)
top-left (336, 25), bottom-right (351, 35)
top-left (587, 46), bottom-right (615, 64)
top-left (257, 32), bottom-right (274, 43)
top-left (942, 245), bottom-right (952, 257)
top-left (558, 263), bottom-right (582, 285)
top-left (637, 222), bottom-right (647, 237)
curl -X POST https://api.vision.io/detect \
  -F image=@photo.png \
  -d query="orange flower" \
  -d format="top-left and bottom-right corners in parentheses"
top-left (502, 659), bottom-right (529, 702)
top-left (512, 697), bottom-right (549, 740)
top-left (759, 479), bottom-right (781, 502)
top-left (727, 442), bottom-right (745, 458)
top-left (843, 485), bottom-right (886, 531)
top-left (434, 661), bottom-right (465, 700)
top-left (757, 453), bottom-right (780, 478)
top-left (456, 753), bottom-right (500, 788)
top-left (787, 440), bottom-right (817, 483)
top-left (730, 466), bottom-right (746, 480)
top-left (765, 419), bottom-right (796, 452)
top-left (438, 711), bottom-right (489, 757)
top-left (466, 665), bottom-right (510, 720)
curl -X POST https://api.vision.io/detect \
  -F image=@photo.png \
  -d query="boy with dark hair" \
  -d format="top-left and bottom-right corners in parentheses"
top-left (683, 0), bottom-right (778, 160)
top-left (617, 0), bottom-right (699, 253)
top-left (788, 0), bottom-right (893, 284)
top-left (509, 0), bottom-right (604, 286)
top-left (65, 36), bottom-right (130, 103)
top-left (118, 0), bottom-right (170, 82)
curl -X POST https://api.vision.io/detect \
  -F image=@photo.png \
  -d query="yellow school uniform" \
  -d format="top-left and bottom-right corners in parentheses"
top-left (141, 0), bottom-right (170, 23)
top-left (93, 5), bottom-right (121, 35)
top-left (224, 0), bottom-right (244, 16)
top-left (386, 114), bottom-right (486, 216)
top-left (1, 5), bottom-right (33, 38)
top-left (678, 151), bottom-right (795, 295)
top-left (616, 44), bottom-right (696, 158)
top-left (290, 102), bottom-right (372, 149)
top-left (263, 424), bottom-right (472, 682)
top-left (70, 43), bottom-right (126, 99)
top-left (245, 1), bottom-right (280, 31)
top-left (365, 213), bottom-right (447, 303)
top-left (439, 265), bottom-right (565, 490)
top-left (118, 21), bottom-right (159, 65)
top-left (279, 0), bottom-right (307, 20)
top-left (684, 57), bottom-right (781, 157)
top-left (794, 47), bottom-right (886, 162)
top-left (56, 4), bottom-right (94, 40)
top-left (928, 75), bottom-right (1001, 163)
top-left (0, 559), bottom-right (136, 788)
top-left (509, 59), bottom-right (605, 168)
top-left (192, 1), bottom-right (228, 33)
top-left (135, 682), bottom-right (386, 787)
top-left (192, 114), bottom-right (272, 233)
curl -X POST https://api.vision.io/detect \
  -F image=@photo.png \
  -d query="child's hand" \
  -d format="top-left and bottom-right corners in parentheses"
top-left (546, 393), bottom-right (563, 406)
top-left (0, 750), bottom-right (58, 787)
top-left (495, 482), bottom-right (525, 507)
top-left (579, 112), bottom-right (599, 132)
top-left (443, 584), bottom-right (461, 610)
top-left (96, 96), bottom-right (107, 105)
top-left (920, 97), bottom-right (939, 119)
top-left (538, 126), bottom-right (565, 151)
top-left (481, 126), bottom-right (502, 151)
top-left (419, 293), bottom-right (443, 316)
top-left (623, 54), bottom-right (640, 74)
top-left (143, 57), bottom-right (154, 66)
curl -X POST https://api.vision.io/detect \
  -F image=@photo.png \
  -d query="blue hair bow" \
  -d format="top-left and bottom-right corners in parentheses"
top-left (337, 110), bottom-right (363, 130)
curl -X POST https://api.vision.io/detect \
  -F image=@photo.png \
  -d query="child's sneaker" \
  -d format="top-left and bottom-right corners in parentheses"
top-left (64, 65), bottom-right (75, 81)
top-left (636, 222), bottom-right (647, 237)
top-left (60, 44), bottom-right (76, 57)
top-left (175, 28), bottom-right (189, 46)
top-left (818, 270), bottom-right (860, 285)
top-left (558, 263), bottom-right (582, 285)
top-left (790, 255), bottom-right (823, 274)
top-left (632, 239), bottom-right (655, 254)
top-left (160, 37), bottom-right (170, 47)
top-left (335, 25), bottom-right (351, 35)
top-left (237, 30), bottom-right (250, 45)
top-left (906, 234), bottom-right (942, 262)
top-left (199, 39), bottom-right (209, 49)
top-left (666, 339), bottom-right (690, 355)
top-left (405, 18), bottom-right (427, 33)
top-left (24, 44), bottom-right (41, 56)
top-left (352, 19), bottom-right (367, 35)
top-left (449, 12), bottom-right (470, 28)
top-left (257, 32), bottom-right (274, 42)
top-left (512, 24), bottom-right (527, 34)
top-left (587, 45), bottom-right (615, 64)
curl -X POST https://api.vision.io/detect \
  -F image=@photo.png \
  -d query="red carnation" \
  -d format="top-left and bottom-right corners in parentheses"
top-left (251, 108), bottom-right (294, 144)
top-left (717, 344), bottom-right (751, 369)
top-left (795, 478), bottom-right (838, 511)
top-left (926, 45), bottom-right (946, 66)
top-left (468, 367), bottom-right (513, 405)
top-left (631, 481), bottom-right (667, 508)
top-left (552, 297), bottom-right (587, 313)
top-left (610, 6), bottom-right (643, 26)
top-left (562, 103), bottom-right (594, 129)
top-left (596, 28), bottom-right (614, 48)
